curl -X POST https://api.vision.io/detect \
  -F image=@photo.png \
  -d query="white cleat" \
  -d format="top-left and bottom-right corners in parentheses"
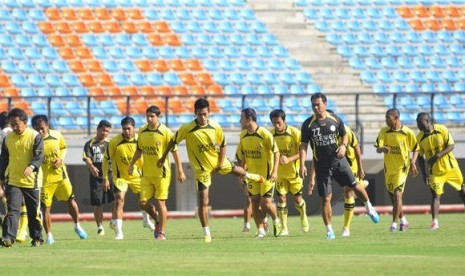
top-left (341, 228), bottom-right (350, 237)
top-left (143, 222), bottom-right (155, 231)
top-left (115, 234), bottom-right (124, 240)
top-left (280, 230), bottom-right (289, 236)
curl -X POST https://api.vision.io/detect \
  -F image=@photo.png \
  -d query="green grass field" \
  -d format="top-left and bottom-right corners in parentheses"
top-left (2, 213), bottom-right (465, 275)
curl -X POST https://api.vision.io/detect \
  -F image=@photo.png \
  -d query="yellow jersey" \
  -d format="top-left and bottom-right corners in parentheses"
top-left (104, 133), bottom-right (141, 181)
top-left (271, 125), bottom-right (300, 179)
top-left (41, 129), bottom-right (69, 183)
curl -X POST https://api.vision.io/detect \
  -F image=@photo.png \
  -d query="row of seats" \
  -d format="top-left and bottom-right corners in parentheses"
top-left (360, 70), bottom-right (465, 85)
top-left (296, 0), bottom-right (465, 7)
top-left (348, 56), bottom-right (465, 70)
top-left (372, 82), bottom-right (465, 93)
top-left (338, 44), bottom-right (465, 59)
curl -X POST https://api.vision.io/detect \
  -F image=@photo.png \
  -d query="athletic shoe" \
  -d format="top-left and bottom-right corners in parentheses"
top-left (154, 223), bottom-right (160, 239)
top-left (273, 221), bottom-right (284, 237)
top-left (242, 226), bottom-right (250, 233)
top-left (389, 225), bottom-right (397, 232)
top-left (301, 216), bottom-right (309, 232)
top-left (143, 221), bottom-right (155, 231)
top-left (399, 222), bottom-right (409, 232)
top-left (255, 233), bottom-right (266, 238)
top-left (1, 238), bottom-right (13, 248)
top-left (46, 236), bottom-right (55, 244)
top-left (75, 227), bottom-right (88, 239)
top-left (368, 208), bottom-right (380, 223)
top-left (431, 222), bottom-right (439, 230)
top-left (326, 231), bottom-right (335, 240)
top-left (31, 239), bottom-right (43, 247)
top-left (280, 230), bottom-right (289, 236)
top-left (16, 233), bottom-right (28, 243)
top-left (97, 228), bottom-right (105, 236)
top-left (245, 173), bottom-right (264, 184)
top-left (115, 233), bottom-right (124, 240)
top-left (204, 235), bottom-right (212, 243)
top-left (341, 228), bottom-right (350, 237)
top-left (156, 233), bottom-right (166, 241)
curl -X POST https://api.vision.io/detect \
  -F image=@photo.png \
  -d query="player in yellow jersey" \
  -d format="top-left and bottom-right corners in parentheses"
top-left (103, 116), bottom-right (158, 240)
top-left (416, 112), bottom-right (465, 230)
top-left (31, 115), bottom-right (88, 244)
top-left (129, 106), bottom-right (186, 240)
top-left (1, 108), bottom-right (44, 247)
top-left (158, 98), bottom-right (263, 243)
top-left (375, 108), bottom-right (418, 232)
top-left (237, 107), bottom-right (283, 238)
top-left (269, 109), bottom-right (308, 236)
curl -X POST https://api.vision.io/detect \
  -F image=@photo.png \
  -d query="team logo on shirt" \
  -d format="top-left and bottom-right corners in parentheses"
top-left (330, 125), bottom-right (336, 132)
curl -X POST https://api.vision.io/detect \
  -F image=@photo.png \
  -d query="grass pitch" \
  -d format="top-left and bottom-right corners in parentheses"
top-left (2, 213), bottom-right (465, 275)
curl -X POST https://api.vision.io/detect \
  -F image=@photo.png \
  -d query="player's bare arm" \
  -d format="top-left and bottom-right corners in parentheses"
top-left (299, 142), bottom-right (308, 178)
top-left (128, 148), bottom-right (142, 175)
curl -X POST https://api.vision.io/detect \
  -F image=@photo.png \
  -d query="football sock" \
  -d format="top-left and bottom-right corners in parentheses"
top-left (47, 232), bottom-right (53, 239)
top-left (400, 216), bottom-right (408, 224)
top-left (391, 222), bottom-right (398, 229)
top-left (326, 224), bottom-right (333, 233)
top-left (141, 211), bottom-right (150, 224)
top-left (343, 197), bottom-right (355, 229)
top-left (365, 200), bottom-right (374, 212)
top-left (74, 222), bottom-right (82, 229)
top-left (433, 218), bottom-right (438, 225)
top-left (18, 206), bottom-right (28, 238)
top-left (244, 222), bottom-right (250, 229)
top-left (277, 202), bottom-right (288, 230)
top-left (258, 227), bottom-right (266, 236)
top-left (295, 200), bottom-right (307, 222)
top-left (115, 219), bottom-right (123, 234)
top-left (203, 226), bottom-right (211, 236)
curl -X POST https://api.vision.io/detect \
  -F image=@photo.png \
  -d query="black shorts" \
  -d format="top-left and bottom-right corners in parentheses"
top-left (316, 158), bottom-right (357, 197)
top-left (90, 177), bottom-right (115, 206)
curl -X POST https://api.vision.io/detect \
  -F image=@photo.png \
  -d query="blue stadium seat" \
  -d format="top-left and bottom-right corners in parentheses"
top-left (102, 60), bottom-right (119, 72)
top-left (142, 47), bottom-right (159, 59)
top-left (1, 61), bottom-right (18, 73)
top-left (353, 45), bottom-right (370, 57)
top-left (113, 73), bottom-right (131, 86)
top-left (431, 57), bottom-right (446, 68)
top-left (376, 71), bottom-right (393, 83)
top-left (51, 60), bottom-right (69, 73)
top-left (360, 71), bottom-right (376, 84)
top-left (362, 20), bottom-right (378, 32)
top-left (11, 75), bottom-right (29, 88)
top-left (0, 9), bottom-right (12, 21)
top-left (213, 72), bottom-right (230, 85)
top-left (5, 22), bottom-right (22, 34)
top-left (442, 70), bottom-right (459, 83)
top-left (372, 84), bottom-right (387, 94)
top-left (62, 74), bottom-right (80, 87)
top-left (230, 34), bottom-right (247, 46)
top-left (164, 72), bottom-right (181, 85)
top-left (116, 34), bottom-right (132, 46)
top-left (336, 45), bottom-right (354, 58)
top-left (100, 101), bottom-right (120, 115)
top-left (263, 72), bottom-right (280, 85)
top-left (119, 60), bottom-right (137, 72)
top-left (203, 21), bottom-right (219, 33)
top-left (50, 102), bottom-right (69, 116)
top-left (406, 32), bottom-right (423, 43)
top-left (425, 71), bottom-right (442, 83)
top-left (32, 34), bottom-right (50, 47)
top-left (388, 84), bottom-right (402, 93)
top-left (273, 85), bottom-right (289, 94)
top-left (45, 75), bottom-right (63, 87)
top-left (417, 95), bottom-right (431, 108)
top-left (279, 72), bottom-right (298, 85)
top-left (219, 60), bottom-right (235, 71)
top-left (409, 71), bottom-right (427, 83)
top-left (0, 35), bottom-right (15, 47)
top-left (438, 31), bottom-right (454, 43)
top-left (235, 59), bottom-right (250, 71)
top-left (347, 21), bottom-right (363, 31)
top-left (37, 87), bottom-right (54, 97)
top-left (144, 9), bottom-right (160, 20)
top-left (392, 71), bottom-right (409, 83)
top-left (29, 74), bottom-right (47, 87)
top-left (450, 95), bottom-right (465, 108)
top-left (55, 87), bottom-right (71, 97)
top-left (126, 47), bottom-right (143, 59)
top-left (29, 9), bottom-right (47, 20)
top-left (378, 20), bottom-right (395, 32)
top-left (389, 32), bottom-right (407, 44)
top-left (398, 57), bottom-right (415, 69)
top-left (130, 73), bottom-right (148, 86)
top-left (381, 57), bottom-right (398, 69)
top-left (303, 9), bottom-right (319, 20)
top-left (401, 45), bottom-right (418, 57)
top-left (413, 57), bottom-right (430, 69)
top-left (394, 20), bottom-right (410, 31)
top-left (437, 83), bottom-right (452, 93)
top-left (223, 85), bottom-right (239, 95)
top-left (31, 102), bottom-right (48, 114)
top-left (22, 22), bottom-right (39, 34)
top-left (42, 47), bottom-right (59, 60)
top-left (369, 45), bottom-right (386, 57)
top-left (290, 84), bottom-right (305, 94)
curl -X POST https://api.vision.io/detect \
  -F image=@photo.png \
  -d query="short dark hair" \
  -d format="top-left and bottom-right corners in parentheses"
top-left (31, 114), bottom-right (48, 127)
top-left (242, 107), bottom-right (257, 122)
top-left (146, 105), bottom-right (161, 116)
top-left (310, 93), bottom-right (327, 103)
top-left (7, 108), bottom-right (28, 123)
top-left (121, 116), bottom-right (135, 127)
top-left (416, 112), bottom-right (430, 121)
top-left (194, 98), bottom-right (209, 113)
top-left (97, 120), bottom-right (112, 129)
top-left (386, 108), bottom-right (400, 118)
top-left (269, 109), bottom-right (286, 121)
top-left (0, 111), bottom-right (9, 129)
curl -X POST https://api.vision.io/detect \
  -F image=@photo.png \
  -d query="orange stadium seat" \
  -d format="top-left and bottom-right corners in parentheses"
top-left (111, 8), bottom-right (128, 21)
top-left (154, 85), bottom-right (172, 95)
top-left (166, 34), bottom-right (183, 46)
top-left (4, 88), bottom-right (19, 97)
top-left (208, 99), bottom-right (221, 112)
top-left (154, 21), bottom-right (171, 33)
top-left (137, 21), bottom-right (154, 33)
top-left (179, 73), bottom-right (197, 85)
top-left (429, 6), bottom-right (445, 18)
top-left (48, 34), bottom-right (65, 46)
top-left (426, 19), bottom-right (442, 30)
top-left (38, 22), bottom-right (55, 34)
top-left (88, 87), bottom-right (106, 100)
top-left (207, 85), bottom-right (223, 95)
top-left (79, 73), bottom-right (97, 87)
top-left (414, 6), bottom-right (431, 18)
top-left (94, 8), bottom-right (112, 20)
top-left (105, 21), bottom-right (122, 33)
top-left (128, 9), bottom-right (144, 20)
top-left (88, 21), bottom-right (105, 33)
top-left (445, 6), bottom-right (461, 17)
top-left (122, 86), bottom-right (139, 96)
top-left (45, 8), bottom-right (61, 20)
top-left (69, 60), bottom-right (85, 73)
top-left (397, 7), bottom-right (414, 18)
top-left (56, 22), bottom-right (72, 33)
top-left (71, 21), bottom-right (89, 33)
top-left (76, 47), bottom-right (93, 59)
top-left (139, 86), bottom-right (155, 95)
top-left (0, 101), bottom-right (9, 112)
top-left (106, 87), bottom-right (122, 96)
top-left (134, 99), bottom-right (149, 114)
top-left (457, 18), bottom-right (465, 30)
top-left (442, 18), bottom-right (458, 30)
top-left (197, 73), bottom-right (215, 86)
top-left (153, 60), bottom-right (170, 72)
top-left (116, 99), bottom-right (131, 114)
top-left (0, 75), bottom-right (11, 87)
top-left (78, 9), bottom-right (94, 20)
top-left (148, 34), bottom-right (165, 46)
top-left (186, 59), bottom-right (203, 71)
top-left (122, 21), bottom-right (138, 33)
top-left (135, 60), bottom-right (154, 72)
top-left (170, 59), bottom-right (186, 71)
top-left (86, 60), bottom-right (103, 72)
top-left (62, 8), bottom-right (78, 20)
top-left (96, 74), bottom-right (114, 86)
top-left (169, 99), bottom-right (187, 113)
top-left (59, 47), bottom-right (75, 59)
top-left (148, 98), bottom-right (166, 113)
top-left (65, 34), bottom-right (83, 46)
top-left (190, 85), bottom-right (206, 95)
top-left (409, 19), bottom-right (427, 31)
top-left (12, 102), bottom-right (31, 112)
top-left (173, 85), bottom-right (189, 95)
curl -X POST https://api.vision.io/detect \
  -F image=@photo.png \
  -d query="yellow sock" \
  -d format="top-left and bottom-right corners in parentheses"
top-left (295, 200), bottom-right (307, 220)
top-left (343, 197), bottom-right (355, 229)
top-left (277, 202), bottom-right (288, 231)
top-left (17, 205), bottom-right (28, 242)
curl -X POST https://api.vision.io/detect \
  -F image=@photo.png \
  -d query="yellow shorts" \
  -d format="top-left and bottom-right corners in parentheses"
top-left (114, 178), bottom-right (140, 194)
top-left (385, 173), bottom-right (408, 194)
top-left (140, 176), bottom-right (171, 201)
top-left (276, 177), bottom-right (303, 196)
top-left (429, 168), bottom-right (464, 195)
top-left (195, 159), bottom-right (234, 189)
top-left (41, 179), bottom-right (74, 207)
top-left (247, 179), bottom-right (275, 197)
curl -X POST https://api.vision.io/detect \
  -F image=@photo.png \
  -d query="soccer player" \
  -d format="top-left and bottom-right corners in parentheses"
top-left (416, 112), bottom-right (465, 230)
top-left (0, 108), bottom-right (44, 247)
top-left (269, 109), bottom-right (309, 235)
top-left (83, 120), bottom-right (114, 236)
top-left (300, 93), bottom-right (379, 240)
top-left (237, 107), bottom-right (283, 238)
top-left (157, 98), bottom-right (264, 243)
top-left (375, 108), bottom-right (418, 232)
top-left (103, 116), bottom-right (158, 240)
top-left (129, 106), bottom-right (186, 240)
top-left (32, 115), bottom-right (88, 244)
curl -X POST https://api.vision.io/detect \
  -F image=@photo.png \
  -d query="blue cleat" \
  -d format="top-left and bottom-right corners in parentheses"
top-left (75, 228), bottom-right (88, 239)
top-left (368, 209), bottom-right (380, 223)
top-left (326, 231), bottom-right (335, 240)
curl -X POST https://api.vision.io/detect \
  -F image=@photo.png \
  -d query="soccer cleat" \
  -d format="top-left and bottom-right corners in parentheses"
top-left (368, 208), bottom-right (380, 223)
top-left (389, 225), bottom-right (397, 232)
top-left (75, 227), bottom-right (88, 239)
top-left (154, 223), bottom-right (160, 239)
top-left (245, 173), bottom-right (264, 184)
top-left (46, 236), bottom-right (55, 244)
top-left (326, 231), bottom-right (335, 240)
top-left (431, 222), bottom-right (439, 230)
top-left (255, 232), bottom-right (266, 238)
top-left (115, 233), bottom-right (124, 240)
top-left (1, 238), bottom-right (13, 248)
top-left (242, 226), bottom-right (250, 233)
top-left (273, 222), bottom-right (284, 237)
top-left (16, 233), bottom-right (28, 243)
top-left (341, 228), bottom-right (350, 237)
top-left (204, 235), bottom-right (212, 243)
top-left (97, 228), bottom-right (105, 236)
top-left (399, 222), bottom-right (409, 232)
top-left (301, 216), bottom-right (309, 233)
top-left (156, 232), bottom-right (166, 241)
top-left (280, 230), bottom-right (289, 236)
top-left (143, 221), bottom-right (155, 231)
top-left (31, 239), bottom-right (43, 247)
